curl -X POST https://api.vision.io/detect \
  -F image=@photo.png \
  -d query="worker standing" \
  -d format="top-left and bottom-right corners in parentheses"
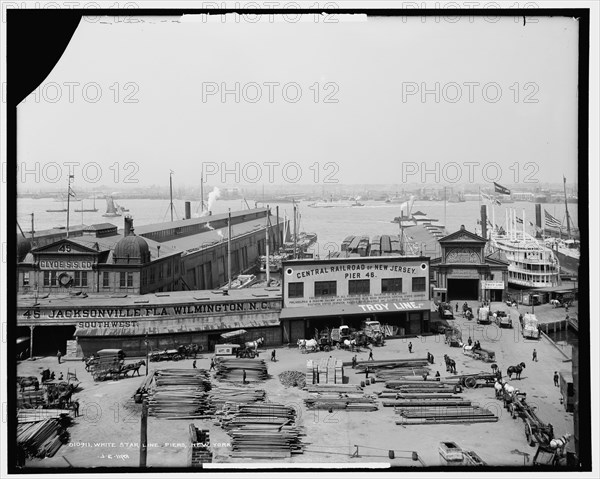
top-left (408, 342), bottom-right (413, 354)
top-left (242, 369), bottom-right (247, 384)
top-left (352, 355), bottom-right (357, 369)
top-left (554, 371), bottom-right (559, 387)
top-left (57, 350), bottom-right (62, 364)
top-left (209, 357), bottom-right (215, 371)
top-left (271, 350), bottom-right (276, 362)
top-left (532, 349), bottom-right (538, 362)
top-left (192, 360), bottom-right (197, 369)
top-left (368, 350), bottom-right (374, 361)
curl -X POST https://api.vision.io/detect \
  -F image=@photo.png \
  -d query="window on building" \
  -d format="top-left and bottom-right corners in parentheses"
top-left (127, 272), bottom-right (133, 287)
top-left (44, 271), bottom-right (50, 286)
top-left (288, 282), bottom-right (304, 298)
top-left (174, 261), bottom-right (179, 275)
top-left (120, 272), bottom-right (126, 288)
top-left (348, 279), bottom-right (370, 295)
top-left (315, 281), bottom-right (337, 297)
top-left (150, 267), bottom-right (155, 283)
top-left (74, 271), bottom-right (88, 287)
top-left (23, 272), bottom-right (30, 286)
top-left (159, 264), bottom-right (164, 280)
top-left (103, 272), bottom-right (110, 288)
top-left (412, 277), bottom-right (426, 292)
top-left (45, 271), bottom-right (57, 286)
top-left (167, 262), bottom-right (172, 277)
top-left (382, 278), bottom-right (402, 293)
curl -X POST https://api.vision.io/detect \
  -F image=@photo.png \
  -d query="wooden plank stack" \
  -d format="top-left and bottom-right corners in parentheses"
top-left (134, 370), bottom-right (155, 402)
top-left (214, 359), bottom-right (269, 382)
top-left (221, 403), bottom-right (305, 458)
top-left (354, 358), bottom-right (432, 381)
top-left (148, 369), bottom-right (213, 418)
top-left (305, 357), bottom-right (343, 385)
top-left (209, 386), bottom-right (266, 409)
top-left (17, 412), bottom-right (73, 458)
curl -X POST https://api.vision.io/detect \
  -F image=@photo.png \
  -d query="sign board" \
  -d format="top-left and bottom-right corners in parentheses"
top-left (447, 268), bottom-right (480, 279)
top-left (283, 258), bottom-right (429, 308)
top-left (17, 300), bottom-right (279, 324)
top-left (481, 281), bottom-right (505, 290)
top-left (39, 258), bottom-right (94, 270)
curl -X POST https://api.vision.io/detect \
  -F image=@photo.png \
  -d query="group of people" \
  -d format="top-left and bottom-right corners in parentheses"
top-left (467, 337), bottom-right (482, 350)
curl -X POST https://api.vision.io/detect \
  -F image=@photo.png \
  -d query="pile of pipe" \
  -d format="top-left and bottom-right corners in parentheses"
top-left (354, 358), bottom-right (431, 381)
top-left (214, 359), bottom-right (269, 382)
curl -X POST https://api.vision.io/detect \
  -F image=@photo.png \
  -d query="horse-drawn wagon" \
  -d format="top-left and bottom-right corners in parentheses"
top-left (444, 327), bottom-right (462, 347)
top-left (463, 346), bottom-right (496, 363)
top-left (500, 387), bottom-right (555, 447)
top-left (216, 330), bottom-right (263, 358)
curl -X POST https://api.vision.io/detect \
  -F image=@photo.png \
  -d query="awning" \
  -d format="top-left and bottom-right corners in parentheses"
top-left (280, 301), bottom-right (429, 320)
top-left (75, 317), bottom-right (280, 337)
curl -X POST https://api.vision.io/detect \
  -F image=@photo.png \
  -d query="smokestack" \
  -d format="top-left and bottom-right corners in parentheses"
top-left (480, 205), bottom-right (487, 240)
top-left (185, 201), bottom-right (191, 220)
top-left (535, 203), bottom-right (542, 238)
top-left (124, 216), bottom-right (134, 236)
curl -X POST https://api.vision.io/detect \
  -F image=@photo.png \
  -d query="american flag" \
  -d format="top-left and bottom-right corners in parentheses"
top-left (544, 210), bottom-right (562, 228)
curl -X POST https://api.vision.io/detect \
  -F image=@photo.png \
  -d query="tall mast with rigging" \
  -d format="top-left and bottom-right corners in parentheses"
top-left (563, 175), bottom-right (571, 238)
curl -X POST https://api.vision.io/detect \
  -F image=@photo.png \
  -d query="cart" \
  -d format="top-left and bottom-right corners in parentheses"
top-left (149, 349), bottom-right (184, 362)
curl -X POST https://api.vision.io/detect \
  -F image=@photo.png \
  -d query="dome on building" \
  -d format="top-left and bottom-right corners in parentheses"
top-left (113, 235), bottom-right (150, 264)
top-left (17, 236), bottom-right (32, 262)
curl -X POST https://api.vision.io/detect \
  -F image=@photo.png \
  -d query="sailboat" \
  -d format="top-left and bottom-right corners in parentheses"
top-left (102, 196), bottom-right (122, 217)
top-left (75, 195), bottom-right (98, 212)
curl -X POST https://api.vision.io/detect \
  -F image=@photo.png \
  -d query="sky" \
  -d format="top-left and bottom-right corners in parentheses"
top-left (17, 14), bottom-right (580, 190)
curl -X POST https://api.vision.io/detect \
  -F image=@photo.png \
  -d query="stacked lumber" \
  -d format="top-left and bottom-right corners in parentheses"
top-left (383, 398), bottom-right (472, 407)
top-left (148, 369), bottom-right (213, 418)
top-left (354, 358), bottom-right (430, 369)
top-left (209, 386), bottom-right (266, 409)
top-left (306, 360), bottom-right (316, 385)
top-left (17, 413), bottom-right (73, 458)
top-left (214, 359), bottom-right (268, 382)
top-left (278, 370), bottom-right (306, 389)
top-left (221, 403), bottom-right (304, 458)
top-left (385, 380), bottom-right (457, 393)
top-left (17, 390), bottom-right (45, 409)
top-left (18, 409), bottom-right (73, 423)
top-left (304, 394), bottom-right (377, 411)
top-left (305, 384), bottom-right (362, 393)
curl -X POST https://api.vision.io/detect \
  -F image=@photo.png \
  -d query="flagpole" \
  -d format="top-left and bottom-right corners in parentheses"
top-left (66, 175), bottom-right (73, 238)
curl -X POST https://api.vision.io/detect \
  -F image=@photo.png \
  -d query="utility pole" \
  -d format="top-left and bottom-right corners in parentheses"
top-left (30, 213), bottom-right (35, 246)
top-left (200, 173), bottom-right (204, 214)
top-left (563, 176), bottom-right (571, 238)
top-left (144, 334), bottom-right (149, 376)
top-left (293, 201), bottom-right (297, 259)
top-left (140, 398), bottom-right (148, 467)
top-left (266, 207), bottom-right (270, 285)
top-left (169, 170), bottom-right (175, 222)
top-left (227, 209), bottom-right (232, 289)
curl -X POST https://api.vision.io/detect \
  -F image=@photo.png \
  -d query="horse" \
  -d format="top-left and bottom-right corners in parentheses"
top-left (18, 376), bottom-right (39, 392)
top-left (494, 379), bottom-right (504, 398)
top-left (342, 339), bottom-right (357, 351)
top-left (549, 433), bottom-right (572, 451)
top-left (178, 344), bottom-right (201, 359)
top-left (507, 362), bottom-right (526, 380)
top-left (83, 355), bottom-right (98, 372)
top-left (119, 360), bottom-right (146, 378)
top-left (245, 338), bottom-right (264, 352)
top-left (297, 339), bottom-right (318, 352)
top-left (443, 355), bottom-right (457, 374)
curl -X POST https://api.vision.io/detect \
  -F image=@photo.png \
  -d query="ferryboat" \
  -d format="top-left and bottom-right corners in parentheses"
top-left (308, 196), bottom-right (364, 208)
top-left (102, 196), bottom-right (122, 217)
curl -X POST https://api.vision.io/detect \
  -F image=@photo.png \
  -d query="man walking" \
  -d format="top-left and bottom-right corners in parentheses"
top-left (192, 360), bottom-right (197, 369)
top-left (408, 342), bottom-right (413, 354)
top-left (209, 357), bottom-right (215, 371)
top-left (532, 348), bottom-right (538, 362)
top-left (352, 355), bottom-right (357, 369)
top-left (57, 350), bottom-right (62, 364)
top-left (365, 367), bottom-right (370, 379)
top-left (554, 371), bottom-right (559, 387)
top-left (242, 369), bottom-right (247, 384)
top-left (271, 350), bottom-right (276, 362)
top-left (455, 303), bottom-right (459, 312)
top-left (368, 350), bottom-right (374, 361)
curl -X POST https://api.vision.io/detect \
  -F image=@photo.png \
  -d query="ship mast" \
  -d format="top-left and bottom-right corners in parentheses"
top-left (169, 170), bottom-right (175, 222)
top-left (66, 174), bottom-right (73, 237)
top-left (563, 176), bottom-right (571, 238)
top-left (293, 201), bottom-right (297, 259)
top-left (200, 173), bottom-right (205, 214)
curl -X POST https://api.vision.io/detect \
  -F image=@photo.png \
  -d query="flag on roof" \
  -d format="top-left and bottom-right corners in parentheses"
top-left (544, 210), bottom-right (562, 228)
top-left (494, 182), bottom-right (511, 195)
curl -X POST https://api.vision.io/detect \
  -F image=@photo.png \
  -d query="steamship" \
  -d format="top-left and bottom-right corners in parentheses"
top-left (485, 210), bottom-right (561, 288)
